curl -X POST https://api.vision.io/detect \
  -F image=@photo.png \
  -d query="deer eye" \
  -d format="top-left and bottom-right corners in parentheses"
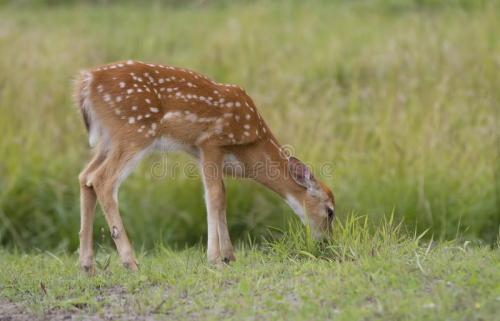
top-left (326, 207), bottom-right (334, 220)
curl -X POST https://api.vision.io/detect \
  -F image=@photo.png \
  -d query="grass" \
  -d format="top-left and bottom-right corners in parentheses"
top-left (1, 216), bottom-right (499, 320)
top-left (0, 0), bottom-right (498, 251)
top-left (0, 1), bottom-right (499, 318)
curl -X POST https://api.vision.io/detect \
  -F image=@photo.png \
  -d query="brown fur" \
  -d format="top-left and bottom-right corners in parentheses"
top-left (74, 61), bottom-right (335, 273)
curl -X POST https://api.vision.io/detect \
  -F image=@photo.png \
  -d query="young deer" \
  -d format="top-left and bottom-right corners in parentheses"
top-left (74, 60), bottom-right (335, 273)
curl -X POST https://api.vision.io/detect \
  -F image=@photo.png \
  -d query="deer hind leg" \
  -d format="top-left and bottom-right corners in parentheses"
top-left (78, 148), bottom-right (108, 275)
top-left (91, 144), bottom-right (149, 271)
top-left (200, 146), bottom-right (235, 265)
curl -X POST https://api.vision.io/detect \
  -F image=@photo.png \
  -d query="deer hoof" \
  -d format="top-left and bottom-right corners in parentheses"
top-left (81, 263), bottom-right (96, 276)
top-left (222, 254), bottom-right (236, 265)
top-left (123, 260), bottom-right (139, 271)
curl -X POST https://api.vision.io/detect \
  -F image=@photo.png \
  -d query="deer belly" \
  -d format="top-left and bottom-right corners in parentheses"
top-left (152, 136), bottom-right (195, 154)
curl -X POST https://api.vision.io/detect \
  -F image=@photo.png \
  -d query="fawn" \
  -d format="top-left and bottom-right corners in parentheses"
top-left (74, 60), bottom-right (335, 273)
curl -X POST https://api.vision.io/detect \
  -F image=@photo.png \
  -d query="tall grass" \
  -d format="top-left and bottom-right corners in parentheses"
top-left (0, 0), bottom-right (498, 251)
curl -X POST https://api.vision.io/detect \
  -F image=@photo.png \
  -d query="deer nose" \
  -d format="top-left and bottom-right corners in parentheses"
top-left (327, 206), bottom-right (335, 222)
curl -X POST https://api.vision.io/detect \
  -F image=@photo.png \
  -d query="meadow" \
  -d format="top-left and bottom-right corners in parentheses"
top-left (0, 0), bottom-right (498, 251)
top-left (1, 217), bottom-right (499, 320)
top-left (0, 0), bottom-right (499, 319)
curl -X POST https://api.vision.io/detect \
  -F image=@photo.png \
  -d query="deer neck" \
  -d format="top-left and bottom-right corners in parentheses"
top-left (238, 138), bottom-right (305, 210)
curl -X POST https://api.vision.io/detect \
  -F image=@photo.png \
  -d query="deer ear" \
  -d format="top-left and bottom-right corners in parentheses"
top-left (288, 157), bottom-right (316, 189)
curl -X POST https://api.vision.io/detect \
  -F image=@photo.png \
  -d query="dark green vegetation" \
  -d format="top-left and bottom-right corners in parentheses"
top-left (1, 218), bottom-right (499, 320)
top-left (0, 0), bottom-right (499, 249)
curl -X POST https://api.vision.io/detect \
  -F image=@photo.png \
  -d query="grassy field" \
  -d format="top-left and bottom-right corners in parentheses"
top-left (0, 0), bottom-right (499, 319)
top-left (0, 0), bottom-right (498, 250)
top-left (1, 217), bottom-right (499, 320)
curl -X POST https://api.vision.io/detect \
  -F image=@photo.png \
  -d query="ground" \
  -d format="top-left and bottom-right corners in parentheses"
top-left (1, 220), bottom-right (499, 321)
top-left (0, 1), bottom-right (499, 320)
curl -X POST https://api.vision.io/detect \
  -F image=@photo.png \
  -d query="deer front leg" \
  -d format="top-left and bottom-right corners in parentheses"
top-left (217, 183), bottom-right (235, 263)
top-left (200, 146), bottom-right (235, 265)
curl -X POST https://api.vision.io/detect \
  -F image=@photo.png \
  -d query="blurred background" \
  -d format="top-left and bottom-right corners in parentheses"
top-left (0, 0), bottom-right (498, 252)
